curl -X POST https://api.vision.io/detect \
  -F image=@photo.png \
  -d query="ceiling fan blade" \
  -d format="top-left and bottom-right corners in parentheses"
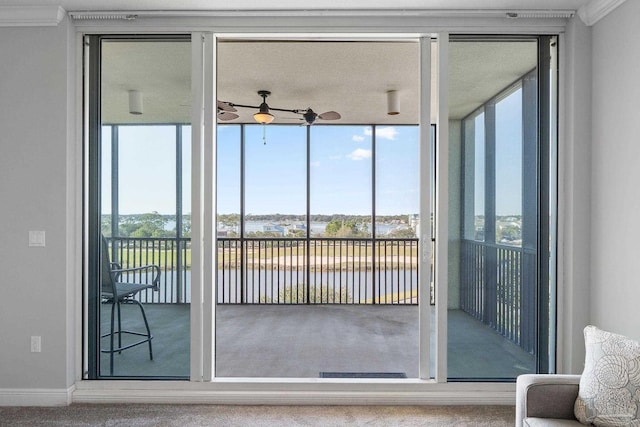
top-left (217, 100), bottom-right (237, 112)
top-left (318, 111), bottom-right (341, 120)
top-left (217, 111), bottom-right (239, 121)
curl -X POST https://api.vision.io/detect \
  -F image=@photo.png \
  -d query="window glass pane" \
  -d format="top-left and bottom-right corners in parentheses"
top-left (463, 112), bottom-right (485, 241)
top-left (101, 126), bottom-right (112, 237)
top-left (117, 126), bottom-right (176, 221)
top-left (310, 126), bottom-right (372, 237)
top-left (216, 125), bottom-right (241, 237)
top-left (375, 125), bottom-right (419, 238)
top-left (448, 39), bottom-right (538, 380)
top-left (181, 125), bottom-right (192, 237)
top-left (214, 40), bottom-right (422, 380)
top-left (375, 125), bottom-right (420, 306)
top-left (495, 88), bottom-right (523, 246)
top-left (96, 38), bottom-right (191, 378)
top-left (244, 125), bottom-right (307, 237)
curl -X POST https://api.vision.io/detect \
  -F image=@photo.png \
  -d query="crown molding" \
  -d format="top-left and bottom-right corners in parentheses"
top-left (0, 5), bottom-right (66, 27)
top-left (1, 2), bottom-right (625, 28)
top-left (577, 0), bottom-right (628, 26)
top-left (69, 8), bottom-right (575, 20)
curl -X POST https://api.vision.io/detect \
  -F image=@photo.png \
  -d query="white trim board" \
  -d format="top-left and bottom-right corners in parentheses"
top-left (0, 2), bottom-right (628, 28)
top-left (578, 0), bottom-right (628, 25)
top-left (0, 6), bottom-right (65, 27)
top-left (73, 382), bottom-right (517, 406)
top-left (0, 386), bottom-right (74, 406)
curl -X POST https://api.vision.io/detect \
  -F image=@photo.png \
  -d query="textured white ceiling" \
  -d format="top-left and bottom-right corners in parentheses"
top-left (101, 40), bottom-right (191, 124)
top-left (216, 41), bottom-right (424, 125)
top-left (449, 41), bottom-right (538, 119)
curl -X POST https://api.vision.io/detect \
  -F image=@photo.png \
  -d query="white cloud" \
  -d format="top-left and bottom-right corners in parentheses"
top-left (357, 127), bottom-right (398, 141)
top-left (376, 127), bottom-right (399, 140)
top-left (310, 161), bottom-right (321, 168)
top-left (347, 148), bottom-right (372, 161)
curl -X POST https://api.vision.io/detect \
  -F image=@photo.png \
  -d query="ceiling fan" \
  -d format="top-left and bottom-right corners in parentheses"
top-left (217, 90), bottom-right (341, 125)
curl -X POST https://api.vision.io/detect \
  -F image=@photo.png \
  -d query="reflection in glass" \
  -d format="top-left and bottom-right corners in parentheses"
top-left (96, 39), bottom-right (191, 378)
top-left (495, 88), bottom-right (523, 246)
top-left (310, 126), bottom-right (372, 238)
top-left (449, 39), bottom-right (539, 380)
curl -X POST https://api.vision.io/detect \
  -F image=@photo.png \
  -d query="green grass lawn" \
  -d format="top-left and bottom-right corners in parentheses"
top-left (113, 241), bottom-right (418, 270)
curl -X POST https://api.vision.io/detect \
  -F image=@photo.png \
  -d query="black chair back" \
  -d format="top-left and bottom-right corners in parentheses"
top-left (101, 236), bottom-right (117, 296)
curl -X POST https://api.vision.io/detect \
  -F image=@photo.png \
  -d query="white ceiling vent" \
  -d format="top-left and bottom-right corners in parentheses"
top-left (69, 12), bottom-right (138, 21)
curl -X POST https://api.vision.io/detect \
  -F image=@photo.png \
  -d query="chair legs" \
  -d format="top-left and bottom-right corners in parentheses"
top-left (101, 298), bottom-right (154, 376)
top-left (131, 298), bottom-right (154, 361)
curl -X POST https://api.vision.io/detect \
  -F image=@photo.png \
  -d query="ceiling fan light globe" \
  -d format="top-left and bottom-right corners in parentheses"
top-left (254, 111), bottom-right (275, 124)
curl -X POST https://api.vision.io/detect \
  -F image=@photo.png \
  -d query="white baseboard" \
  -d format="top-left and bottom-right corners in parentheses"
top-left (73, 382), bottom-right (516, 406)
top-left (0, 386), bottom-right (74, 406)
top-left (0, 382), bottom-right (516, 406)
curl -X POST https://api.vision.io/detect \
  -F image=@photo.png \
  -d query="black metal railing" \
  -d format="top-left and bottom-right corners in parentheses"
top-left (107, 236), bottom-right (191, 304)
top-left (106, 236), bottom-right (418, 305)
top-left (460, 239), bottom-right (536, 354)
top-left (218, 237), bottom-right (419, 305)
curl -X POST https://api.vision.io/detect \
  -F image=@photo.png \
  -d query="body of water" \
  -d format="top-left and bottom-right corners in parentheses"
top-left (236, 221), bottom-right (407, 236)
top-left (129, 269), bottom-right (419, 305)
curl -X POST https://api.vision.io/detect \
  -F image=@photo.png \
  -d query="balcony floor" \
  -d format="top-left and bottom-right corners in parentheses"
top-left (100, 304), bottom-right (534, 379)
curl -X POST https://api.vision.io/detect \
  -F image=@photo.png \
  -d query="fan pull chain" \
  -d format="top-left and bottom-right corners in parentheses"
top-left (262, 124), bottom-right (267, 145)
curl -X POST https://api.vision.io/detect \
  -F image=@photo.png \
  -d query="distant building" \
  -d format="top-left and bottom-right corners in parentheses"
top-left (408, 214), bottom-right (420, 236)
top-left (262, 224), bottom-right (285, 236)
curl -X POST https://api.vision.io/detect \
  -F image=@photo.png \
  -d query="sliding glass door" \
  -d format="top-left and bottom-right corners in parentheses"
top-left (87, 36), bottom-right (192, 378)
top-left (447, 36), bottom-right (557, 380)
top-left (214, 39), bottom-right (427, 379)
top-left (85, 33), bottom-right (557, 382)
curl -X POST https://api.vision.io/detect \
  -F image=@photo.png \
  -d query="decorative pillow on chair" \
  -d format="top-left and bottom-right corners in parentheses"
top-left (574, 325), bottom-right (640, 426)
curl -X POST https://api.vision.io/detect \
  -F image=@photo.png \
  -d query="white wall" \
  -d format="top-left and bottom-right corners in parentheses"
top-left (589, 0), bottom-right (640, 342)
top-left (0, 6), bottom-right (620, 399)
top-left (0, 18), bottom-right (76, 393)
top-left (560, 16), bottom-right (592, 373)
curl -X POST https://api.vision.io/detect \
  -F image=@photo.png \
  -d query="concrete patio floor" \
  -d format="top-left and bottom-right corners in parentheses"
top-left (100, 304), bottom-right (535, 379)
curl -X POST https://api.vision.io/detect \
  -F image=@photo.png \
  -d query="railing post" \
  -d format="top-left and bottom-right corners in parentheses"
top-left (176, 125), bottom-right (183, 304)
top-left (483, 100), bottom-right (497, 327)
top-left (305, 125), bottom-right (311, 305)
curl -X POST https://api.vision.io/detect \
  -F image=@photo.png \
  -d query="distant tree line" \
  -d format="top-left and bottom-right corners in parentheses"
top-left (102, 212), bottom-right (417, 239)
top-left (217, 213), bottom-right (413, 225)
top-left (101, 212), bottom-right (191, 238)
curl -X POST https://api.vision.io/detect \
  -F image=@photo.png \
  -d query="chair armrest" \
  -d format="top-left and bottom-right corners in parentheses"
top-left (515, 374), bottom-right (581, 427)
top-left (112, 264), bottom-right (161, 290)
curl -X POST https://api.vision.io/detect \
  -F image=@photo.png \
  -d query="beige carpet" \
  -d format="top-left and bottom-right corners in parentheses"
top-left (0, 404), bottom-right (514, 426)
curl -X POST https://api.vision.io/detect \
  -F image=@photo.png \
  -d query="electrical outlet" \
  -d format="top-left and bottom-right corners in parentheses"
top-left (31, 336), bottom-right (41, 353)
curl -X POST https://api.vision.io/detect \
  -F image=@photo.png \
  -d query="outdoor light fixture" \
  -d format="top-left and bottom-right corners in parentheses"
top-left (128, 90), bottom-right (143, 115)
top-left (253, 90), bottom-right (275, 124)
top-left (387, 90), bottom-right (400, 115)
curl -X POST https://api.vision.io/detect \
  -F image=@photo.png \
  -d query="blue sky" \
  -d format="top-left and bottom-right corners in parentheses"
top-left (495, 89), bottom-right (523, 216)
top-left (218, 124), bottom-right (420, 216)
